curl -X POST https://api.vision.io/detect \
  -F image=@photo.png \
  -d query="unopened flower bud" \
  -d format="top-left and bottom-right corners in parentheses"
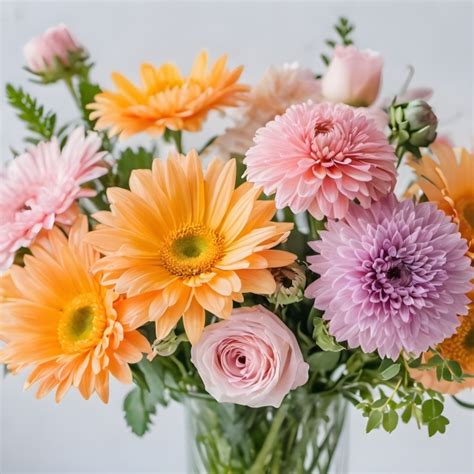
top-left (389, 99), bottom-right (438, 158)
top-left (268, 263), bottom-right (306, 306)
top-left (404, 100), bottom-right (438, 146)
top-left (23, 24), bottom-right (88, 83)
top-left (151, 331), bottom-right (187, 357)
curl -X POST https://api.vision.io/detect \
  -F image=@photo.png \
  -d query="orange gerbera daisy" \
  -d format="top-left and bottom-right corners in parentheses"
top-left (0, 217), bottom-right (150, 403)
top-left (410, 306), bottom-right (474, 394)
top-left (88, 50), bottom-right (249, 139)
top-left (409, 144), bottom-right (474, 258)
top-left (408, 144), bottom-right (474, 394)
top-left (85, 150), bottom-right (295, 343)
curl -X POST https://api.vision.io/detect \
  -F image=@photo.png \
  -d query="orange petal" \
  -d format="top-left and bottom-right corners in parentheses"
top-left (183, 298), bottom-right (205, 344)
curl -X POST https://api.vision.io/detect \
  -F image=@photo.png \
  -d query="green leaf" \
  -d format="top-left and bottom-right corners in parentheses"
top-left (422, 399), bottom-right (443, 422)
top-left (428, 415), bottom-right (449, 437)
top-left (401, 404), bottom-right (412, 424)
top-left (312, 317), bottom-right (344, 352)
top-left (123, 386), bottom-right (156, 436)
top-left (447, 360), bottom-right (463, 379)
top-left (6, 84), bottom-right (57, 141)
top-left (442, 365), bottom-right (453, 381)
top-left (366, 410), bottom-right (383, 433)
top-left (138, 358), bottom-right (168, 406)
top-left (307, 351), bottom-right (340, 372)
top-left (426, 354), bottom-right (444, 367)
top-left (380, 363), bottom-right (401, 381)
top-left (371, 397), bottom-right (388, 409)
top-left (383, 410), bottom-right (399, 433)
top-left (117, 147), bottom-right (155, 188)
top-left (78, 81), bottom-right (102, 122)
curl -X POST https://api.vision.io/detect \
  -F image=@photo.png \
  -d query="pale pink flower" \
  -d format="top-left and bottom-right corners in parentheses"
top-left (191, 305), bottom-right (309, 408)
top-left (322, 46), bottom-right (383, 107)
top-left (0, 128), bottom-right (108, 271)
top-left (211, 63), bottom-right (322, 156)
top-left (244, 101), bottom-right (396, 219)
top-left (356, 106), bottom-right (388, 132)
top-left (23, 24), bottom-right (83, 73)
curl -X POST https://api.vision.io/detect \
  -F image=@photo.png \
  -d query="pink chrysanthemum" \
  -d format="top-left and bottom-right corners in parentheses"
top-left (244, 101), bottom-right (396, 219)
top-left (0, 127), bottom-right (108, 271)
top-left (305, 195), bottom-right (474, 360)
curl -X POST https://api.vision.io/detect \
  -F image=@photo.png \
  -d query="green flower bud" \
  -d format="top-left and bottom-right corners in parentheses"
top-left (151, 331), bottom-right (187, 357)
top-left (389, 98), bottom-right (438, 160)
top-left (268, 263), bottom-right (306, 306)
top-left (404, 100), bottom-right (438, 146)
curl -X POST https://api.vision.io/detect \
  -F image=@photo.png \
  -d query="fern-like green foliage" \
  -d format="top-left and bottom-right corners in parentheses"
top-left (6, 84), bottom-right (57, 143)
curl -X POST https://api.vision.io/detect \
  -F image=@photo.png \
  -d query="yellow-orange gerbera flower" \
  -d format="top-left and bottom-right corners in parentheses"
top-left (85, 150), bottom-right (295, 343)
top-left (408, 144), bottom-right (474, 394)
top-left (88, 51), bottom-right (249, 139)
top-left (409, 144), bottom-right (474, 258)
top-left (0, 217), bottom-right (150, 403)
top-left (410, 306), bottom-right (474, 394)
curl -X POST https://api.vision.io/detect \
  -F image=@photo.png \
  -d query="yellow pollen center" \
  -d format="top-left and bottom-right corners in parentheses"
top-left (57, 293), bottom-right (107, 353)
top-left (160, 224), bottom-right (224, 278)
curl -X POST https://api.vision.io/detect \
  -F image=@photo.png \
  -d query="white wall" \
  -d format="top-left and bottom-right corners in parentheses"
top-left (1, 1), bottom-right (473, 473)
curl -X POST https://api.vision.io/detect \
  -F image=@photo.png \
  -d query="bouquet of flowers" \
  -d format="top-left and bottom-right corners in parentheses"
top-left (1, 17), bottom-right (473, 474)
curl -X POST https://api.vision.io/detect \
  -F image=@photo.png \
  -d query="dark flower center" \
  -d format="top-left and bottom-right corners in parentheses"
top-left (464, 328), bottom-right (474, 350)
top-left (387, 267), bottom-right (401, 280)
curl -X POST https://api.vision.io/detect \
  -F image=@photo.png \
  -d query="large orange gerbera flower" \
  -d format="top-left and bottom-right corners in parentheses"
top-left (0, 218), bottom-right (150, 403)
top-left (409, 144), bottom-right (474, 258)
top-left (410, 306), bottom-right (474, 395)
top-left (88, 51), bottom-right (249, 139)
top-left (85, 151), bottom-right (295, 343)
top-left (408, 144), bottom-right (474, 394)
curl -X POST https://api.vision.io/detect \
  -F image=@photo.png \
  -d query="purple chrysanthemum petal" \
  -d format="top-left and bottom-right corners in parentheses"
top-left (305, 194), bottom-right (474, 360)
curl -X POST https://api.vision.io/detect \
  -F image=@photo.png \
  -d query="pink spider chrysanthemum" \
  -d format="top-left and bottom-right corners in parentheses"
top-left (0, 127), bottom-right (108, 271)
top-left (305, 194), bottom-right (474, 360)
top-left (244, 101), bottom-right (396, 219)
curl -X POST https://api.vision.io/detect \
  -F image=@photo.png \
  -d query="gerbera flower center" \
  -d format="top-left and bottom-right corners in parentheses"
top-left (438, 309), bottom-right (474, 374)
top-left (160, 224), bottom-right (224, 278)
top-left (57, 293), bottom-right (107, 353)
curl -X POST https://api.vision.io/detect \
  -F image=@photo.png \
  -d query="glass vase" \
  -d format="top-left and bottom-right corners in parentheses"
top-left (185, 391), bottom-right (348, 474)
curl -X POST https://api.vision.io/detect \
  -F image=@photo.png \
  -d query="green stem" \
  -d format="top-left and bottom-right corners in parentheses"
top-left (308, 214), bottom-right (326, 240)
top-left (452, 395), bottom-right (474, 409)
top-left (197, 135), bottom-right (217, 154)
top-left (170, 130), bottom-right (184, 154)
top-left (248, 404), bottom-right (289, 474)
top-left (63, 75), bottom-right (81, 109)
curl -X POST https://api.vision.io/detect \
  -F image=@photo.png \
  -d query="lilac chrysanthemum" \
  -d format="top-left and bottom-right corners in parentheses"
top-left (305, 194), bottom-right (474, 360)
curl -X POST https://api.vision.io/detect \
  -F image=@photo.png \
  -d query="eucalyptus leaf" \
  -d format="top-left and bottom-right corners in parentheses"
top-left (380, 363), bottom-right (401, 381)
top-left (422, 399), bottom-right (443, 422)
top-left (383, 410), bottom-right (399, 433)
top-left (366, 410), bottom-right (382, 433)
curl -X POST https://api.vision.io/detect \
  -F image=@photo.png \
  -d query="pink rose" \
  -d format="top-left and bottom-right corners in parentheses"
top-left (191, 305), bottom-right (309, 408)
top-left (23, 24), bottom-right (83, 73)
top-left (322, 45), bottom-right (383, 107)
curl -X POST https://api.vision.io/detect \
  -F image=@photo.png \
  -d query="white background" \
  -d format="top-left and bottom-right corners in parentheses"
top-left (1, 1), bottom-right (473, 473)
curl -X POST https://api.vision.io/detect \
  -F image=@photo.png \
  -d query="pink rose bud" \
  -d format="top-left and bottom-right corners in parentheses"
top-left (322, 45), bottom-right (383, 107)
top-left (23, 24), bottom-right (83, 73)
top-left (191, 305), bottom-right (309, 408)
